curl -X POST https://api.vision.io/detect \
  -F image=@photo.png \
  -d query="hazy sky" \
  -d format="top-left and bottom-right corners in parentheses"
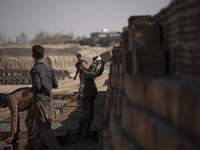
top-left (0, 0), bottom-right (171, 40)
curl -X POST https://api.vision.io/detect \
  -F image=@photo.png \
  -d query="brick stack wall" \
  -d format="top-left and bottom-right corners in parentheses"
top-left (154, 0), bottom-right (200, 81)
top-left (104, 4), bottom-right (200, 149)
top-left (0, 69), bottom-right (71, 85)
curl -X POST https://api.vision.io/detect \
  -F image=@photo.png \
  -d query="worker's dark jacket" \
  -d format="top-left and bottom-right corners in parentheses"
top-left (30, 62), bottom-right (58, 99)
top-left (89, 61), bottom-right (98, 72)
top-left (82, 66), bottom-right (104, 98)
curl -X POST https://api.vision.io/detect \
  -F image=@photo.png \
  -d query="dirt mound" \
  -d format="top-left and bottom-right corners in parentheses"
top-left (0, 44), bottom-right (112, 75)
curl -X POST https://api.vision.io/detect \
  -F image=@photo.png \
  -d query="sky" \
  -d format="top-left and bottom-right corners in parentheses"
top-left (0, 0), bottom-right (171, 41)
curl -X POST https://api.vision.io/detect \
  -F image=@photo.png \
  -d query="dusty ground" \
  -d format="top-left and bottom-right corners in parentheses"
top-left (0, 69), bottom-right (109, 94)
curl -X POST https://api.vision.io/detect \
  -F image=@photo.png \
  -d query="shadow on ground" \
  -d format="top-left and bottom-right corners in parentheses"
top-left (53, 91), bottom-right (106, 150)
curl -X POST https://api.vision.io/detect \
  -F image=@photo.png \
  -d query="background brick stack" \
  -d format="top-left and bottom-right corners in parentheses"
top-left (0, 69), bottom-right (71, 85)
top-left (154, 0), bottom-right (200, 81)
top-left (104, 0), bottom-right (200, 149)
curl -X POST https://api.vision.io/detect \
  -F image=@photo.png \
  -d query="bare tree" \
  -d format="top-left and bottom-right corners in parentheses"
top-left (31, 31), bottom-right (76, 44)
top-left (0, 32), bottom-right (6, 45)
top-left (6, 38), bottom-right (15, 45)
top-left (31, 31), bottom-right (50, 44)
top-left (15, 32), bottom-right (29, 45)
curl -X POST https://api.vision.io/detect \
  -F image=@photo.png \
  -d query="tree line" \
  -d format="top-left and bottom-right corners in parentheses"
top-left (0, 31), bottom-right (85, 46)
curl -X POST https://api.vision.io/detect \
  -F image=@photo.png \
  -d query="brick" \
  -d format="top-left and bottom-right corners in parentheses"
top-left (100, 51), bottom-right (112, 63)
top-left (117, 95), bottom-right (122, 119)
top-left (110, 75), bottom-right (115, 88)
top-left (122, 73), bottom-right (142, 107)
top-left (125, 51), bottom-right (133, 75)
top-left (129, 23), bottom-right (161, 50)
top-left (110, 111), bottom-right (140, 150)
top-left (122, 73), bottom-right (200, 141)
top-left (119, 64), bottom-right (123, 77)
top-left (128, 15), bottom-right (152, 28)
top-left (121, 96), bottom-right (137, 139)
top-left (111, 64), bottom-right (119, 75)
top-left (115, 76), bottom-right (120, 89)
top-left (103, 130), bottom-right (112, 150)
top-left (0, 142), bottom-right (19, 150)
top-left (146, 78), bottom-right (200, 140)
top-left (121, 95), bottom-right (194, 150)
top-left (132, 47), bottom-right (166, 75)
top-left (177, 87), bottom-right (200, 140)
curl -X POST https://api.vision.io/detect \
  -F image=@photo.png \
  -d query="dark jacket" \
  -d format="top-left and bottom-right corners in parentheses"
top-left (89, 61), bottom-right (99, 72)
top-left (82, 66), bottom-right (104, 98)
top-left (30, 62), bottom-right (58, 98)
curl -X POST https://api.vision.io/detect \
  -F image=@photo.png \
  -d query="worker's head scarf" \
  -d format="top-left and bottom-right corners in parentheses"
top-left (92, 55), bottom-right (102, 62)
top-left (0, 93), bottom-right (7, 108)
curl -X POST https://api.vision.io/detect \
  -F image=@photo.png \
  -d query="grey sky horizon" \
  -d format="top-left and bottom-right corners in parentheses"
top-left (0, 0), bottom-right (171, 41)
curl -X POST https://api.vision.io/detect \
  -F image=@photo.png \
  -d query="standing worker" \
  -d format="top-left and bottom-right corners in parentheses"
top-left (0, 87), bottom-right (35, 150)
top-left (24, 45), bottom-right (63, 150)
top-left (78, 60), bottom-right (105, 142)
top-left (73, 53), bottom-right (87, 94)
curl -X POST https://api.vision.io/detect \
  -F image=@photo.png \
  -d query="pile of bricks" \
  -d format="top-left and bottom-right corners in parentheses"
top-left (54, 70), bottom-right (71, 80)
top-left (0, 69), bottom-right (71, 85)
top-left (154, 0), bottom-right (200, 81)
top-left (0, 69), bottom-right (31, 85)
top-left (104, 12), bottom-right (200, 150)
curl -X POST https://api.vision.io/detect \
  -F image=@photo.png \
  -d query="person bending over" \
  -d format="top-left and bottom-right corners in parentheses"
top-left (0, 87), bottom-right (35, 149)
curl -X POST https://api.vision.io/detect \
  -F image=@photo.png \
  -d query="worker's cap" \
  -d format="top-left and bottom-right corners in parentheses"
top-left (96, 56), bottom-right (102, 61)
top-left (92, 55), bottom-right (98, 61)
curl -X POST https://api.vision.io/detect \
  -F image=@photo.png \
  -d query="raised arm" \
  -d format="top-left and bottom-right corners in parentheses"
top-left (83, 65), bottom-right (104, 79)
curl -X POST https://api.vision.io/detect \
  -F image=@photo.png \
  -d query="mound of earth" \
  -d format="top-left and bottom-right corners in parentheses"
top-left (0, 44), bottom-right (112, 75)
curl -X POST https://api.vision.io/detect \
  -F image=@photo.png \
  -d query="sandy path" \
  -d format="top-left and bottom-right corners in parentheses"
top-left (0, 70), bottom-right (109, 94)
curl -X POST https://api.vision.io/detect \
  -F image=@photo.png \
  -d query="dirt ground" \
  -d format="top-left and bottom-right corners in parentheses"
top-left (0, 69), bottom-right (109, 94)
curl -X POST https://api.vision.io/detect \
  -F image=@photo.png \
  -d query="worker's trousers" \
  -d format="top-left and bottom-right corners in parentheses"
top-left (33, 99), bottom-right (61, 150)
top-left (79, 96), bottom-right (96, 138)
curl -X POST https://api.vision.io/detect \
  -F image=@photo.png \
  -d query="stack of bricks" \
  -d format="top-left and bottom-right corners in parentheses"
top-left (127, 15), bottom-right (166, 76)
top-left (120, 27), bottom-right (129, 74)
top-left (0, 69), bottom-right (32, 85)
top-left (104, 11), bottom-right (200, 150)
top-left (0, 69), bottom-right (71, 85)
top-left (154, 0), bottom-right (200, 81)
top-left (0, 143), bottom-right (19, 150)
top-left (104, 46), bottom-right (123, 126)
top-left (104, 45), bottom-right (124, 149)
top-left (54, 70), bottom-right (71, 80)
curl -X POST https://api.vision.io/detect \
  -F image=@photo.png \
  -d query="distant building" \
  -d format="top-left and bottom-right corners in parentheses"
top-left (101, 28), bottom-right (109, 32)
top-left (79, 31), bottom-right (121, 47)
top-left (65, 30), bottom-right (121, 47)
